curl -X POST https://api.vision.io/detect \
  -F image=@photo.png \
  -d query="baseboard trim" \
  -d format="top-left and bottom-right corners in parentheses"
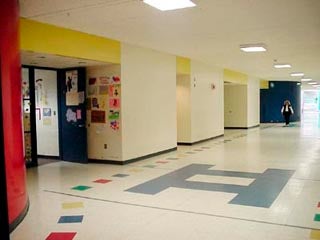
top-left (224, 124), bottom-right (260, 130)
top-left (37, 155), bottom-right (60, 159)
top-left (89, 147), bottom-right (177, 165)
top-left (9, 198), bottom-right (29, 233)
top-left (178, 134), bottom-right (224, 146)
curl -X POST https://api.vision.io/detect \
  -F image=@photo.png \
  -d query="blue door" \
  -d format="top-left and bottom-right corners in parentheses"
top-left (58, 68), bottom-right (87, 163)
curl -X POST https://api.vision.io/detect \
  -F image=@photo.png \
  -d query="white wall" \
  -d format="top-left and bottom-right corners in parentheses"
top-left (176, 74), bottom-right (191, 143)
top-left (224, 84), bottom-right (247, 128)
top-left (86, 65), bottom-right (122, 161)
top-left (121, 43), bottom-right (177, 160)
top-left (190, 60), bottom-right (224, 142)
top-left (247, 77), bottom-right (260, 127)
top-left (34, 69), bottom-right (59, 156)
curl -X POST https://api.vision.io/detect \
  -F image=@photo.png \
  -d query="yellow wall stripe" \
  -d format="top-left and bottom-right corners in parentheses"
top-left (260, 79), bottom-right (269, 89)
top-left (223, 69), bottom-right (248, 85)
top-left (20, 18), bottom-right (121, 64)
top-left (176, 56), bottom-right (191, 75)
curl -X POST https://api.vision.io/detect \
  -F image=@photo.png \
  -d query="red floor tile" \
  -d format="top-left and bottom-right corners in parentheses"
top-left (46, 232), bottom-right (77, 240)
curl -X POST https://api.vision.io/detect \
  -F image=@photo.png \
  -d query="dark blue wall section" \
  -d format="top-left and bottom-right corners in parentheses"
top-left (260, 81), bottom-right (301, 123)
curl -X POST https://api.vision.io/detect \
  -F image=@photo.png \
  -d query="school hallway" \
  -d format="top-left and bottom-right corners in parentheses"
top-left (10, 115), bottom-right (320, 240)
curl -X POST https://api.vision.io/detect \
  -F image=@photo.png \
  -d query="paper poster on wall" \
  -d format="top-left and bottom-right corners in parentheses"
top-left (109, 98), bottom-right (120, 109)
top-left (108, 110), bottom-right (120, 120)
top-left (100, 97), bottom-right (107, 109)
top-left (86, 98), bottom-right (92, 110)
top-left (66, 70), bottom-right (78, 92)
top-left (66, 92), bottom-right (79, 106)
top-left (110, 120), bottom-right (120, 130)
top-left (88, 85), bottom-right (97, 96)
top-left (43, 118), bottom-right (52, 126)
top-left (43, 108), bottom-right (51, 117)
top-left (23, 100), bottom-right (30, 113)
top-left (22, 80), bottom-right (30, 98)
top-left (78, 91), bottom-right (85, 104)
top-left (35, 78), bottom-right (48, 105)
top-left (99, 86), bottom-right (108, 95)
top-left (76, 109), bottom-right (82, 120)
top-left (89, 77), bottom-right (97, 85)
top-left (108, 84), bottom-right (120, 97)
top-left (99, 76), bottom-right (109, 85)
top-left (112, 76), bottom-right (121, 84)
top-left (91, 110), bottom-right (106, 123)
top-left (66, 108), bottom-right (77, 122)
top-left (92, 97), bottom-right (99, 109)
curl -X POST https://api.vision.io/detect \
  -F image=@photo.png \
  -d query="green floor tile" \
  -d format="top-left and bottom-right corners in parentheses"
top-left (71, 185), bottom-right (92, 191)
top-left (314, 214), bottom-right (320, 222)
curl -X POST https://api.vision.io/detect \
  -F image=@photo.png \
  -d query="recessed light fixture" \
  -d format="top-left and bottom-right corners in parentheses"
top-left (290, 72), bottom-right (304, 77)
top-left (273, 63), bottom-right (291, 69)
top-left (143, 0), bottom-right (196, 11)
top-left (240, 43), bottom-right (267, 52)
top-left (301, 78), bottom-right (312, 82)
top-left (308, 82), bottom-right (317, 85)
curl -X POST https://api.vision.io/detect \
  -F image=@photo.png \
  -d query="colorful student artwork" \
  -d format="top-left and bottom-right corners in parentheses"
top-left (76, 109), bottom-right (82, 120)
top-left (43, 108), bottom-right (51, 117)
top-left (66, 108), bottom-right (77, 122)
top-left (100, 97), bottom-right (107, 109)
top-left (22, 80), bottom-right (30, 98)
top-left (99, 76), bottom-right (109, 85)
top-left (43, 118), bottom-right (52, 126)
top-left (109, 98), bottom-right (120, 109)
top-left (108, 85), bottom-right (120, 97)
top-left (88, 85), bottom-right (97, 96)
top-left (66, 70), bottom-right (78, 92)
top-left (99, 86), bottom-right (108, 95)
top-left (112, 76), bottom-right (121, 83)
top-left (89, 77), bottom-right (97, 85)
top-left (91, 110), bottom-right (106, 123)
top-left (108, 110), bottom-right (120, 120)
top-left (92, 97), bottom-right (99, 109)
top-left (66, 92), bottom-right (79, 106)
top-left (110, 120), bottom-right (120, 130)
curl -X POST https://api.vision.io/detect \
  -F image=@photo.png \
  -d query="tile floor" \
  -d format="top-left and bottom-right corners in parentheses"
top-left (10, 114), bottom-right (320, 240)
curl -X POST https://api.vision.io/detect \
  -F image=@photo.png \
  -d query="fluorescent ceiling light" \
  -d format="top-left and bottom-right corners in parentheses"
top-left (301, 78), bottom-right (312, 82)
top-left (240, 44), bottom-right (267, 52)
top-left (312, 84), bottom-right (320, 87)
top-left (273, 63), bottom-right (291, 69)
top-left (308, 82), bottom-right (317, 85)
top-left (143, 0), bottom-right (196, 11)
top-left (290, 72), bottom-right (304, 77)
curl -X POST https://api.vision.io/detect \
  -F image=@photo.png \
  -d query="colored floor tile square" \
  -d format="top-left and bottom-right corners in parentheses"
top-left (166, 157), bottom-right (179, 160)
top-left (112, 174), bottom-right (129, 178)
top-left (93, 179), bottom-right (112, 184)
top-left (58, 215), bottom-right (84, 224)
top-left (46, 232), bottom-right (77, 240)
top-left (71, 185), bottom-right (91, 191)
top-left (144, 165), bottom-right (156, 168)
top-left (314, 214), bottom-right (320, 222)
top-left (156, 161), bottom-right (169, 164)
top-left (62, 202), bottom-right (84, 210)
top-left (310, 230), bottom-right (320, 239)
top-left (318, 202), bottom-right (320, 208)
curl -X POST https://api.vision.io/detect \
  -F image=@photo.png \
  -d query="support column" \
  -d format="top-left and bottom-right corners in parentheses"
top-left (0, 0), bottom-right (29, 233)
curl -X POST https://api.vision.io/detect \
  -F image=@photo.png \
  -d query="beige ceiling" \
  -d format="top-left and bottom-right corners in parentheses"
top-left (20, 0), bottom-right (320, 82)
top-left (21, 51), bottom-right (111, 68)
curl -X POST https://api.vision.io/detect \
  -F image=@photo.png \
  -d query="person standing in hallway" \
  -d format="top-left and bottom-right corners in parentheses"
top-left (281, 100), bottom-right (294, 126)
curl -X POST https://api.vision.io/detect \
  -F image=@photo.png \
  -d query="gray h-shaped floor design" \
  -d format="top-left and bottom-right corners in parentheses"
top-left (126, 164), bottom-right (295, 208)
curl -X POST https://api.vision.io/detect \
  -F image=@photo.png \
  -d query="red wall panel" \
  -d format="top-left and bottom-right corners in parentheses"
top-left (0, 0), bottom-right (28, 225)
